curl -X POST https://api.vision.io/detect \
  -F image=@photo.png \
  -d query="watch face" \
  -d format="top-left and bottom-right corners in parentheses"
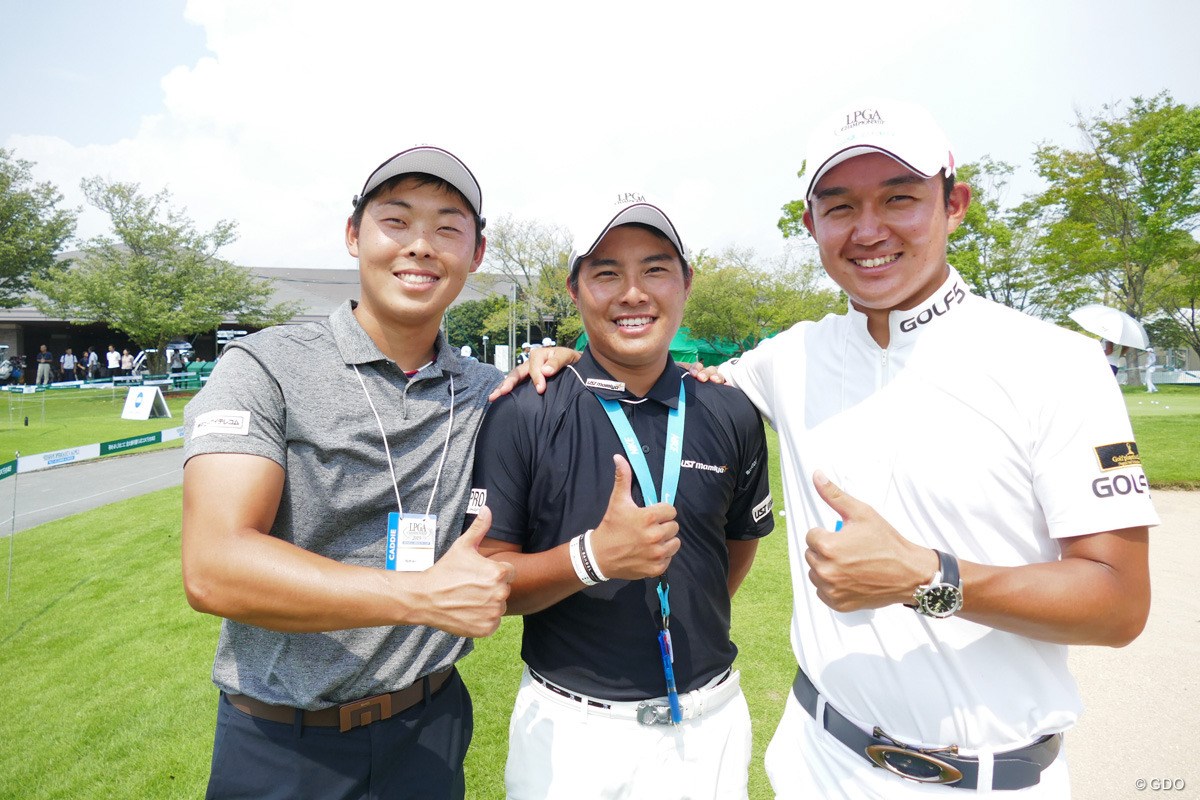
top-left (918, 584), bottom-right (963, 618)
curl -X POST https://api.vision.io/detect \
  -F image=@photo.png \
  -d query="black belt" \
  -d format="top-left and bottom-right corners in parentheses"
top-left (529, 669), bottom-right (611, 709)
top-left (792, 669), bottom-right (1061, 790)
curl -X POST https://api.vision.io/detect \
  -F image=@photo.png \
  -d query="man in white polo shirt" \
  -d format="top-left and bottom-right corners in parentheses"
top-left (710, 99), bottom-right (1157, 797)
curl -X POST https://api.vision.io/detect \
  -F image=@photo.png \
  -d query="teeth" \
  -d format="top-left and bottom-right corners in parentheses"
top-left (616, 317), bottom-right (653, 328)
top-left (397, 273), bottom-right (437, 284)
top-left (854, 255), bottom-right (900, 268)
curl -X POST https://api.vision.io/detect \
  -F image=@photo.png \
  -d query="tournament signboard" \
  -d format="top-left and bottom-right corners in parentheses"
top-left (120, 386), bottom-right (172, 421)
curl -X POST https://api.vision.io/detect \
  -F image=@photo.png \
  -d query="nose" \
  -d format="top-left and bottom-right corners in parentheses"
top-left (618, 276), bottom-right (650, 306)
top-left (850, 204), bottom-right (889, 247)
top-left (405, 229), bottom-right (435, 259)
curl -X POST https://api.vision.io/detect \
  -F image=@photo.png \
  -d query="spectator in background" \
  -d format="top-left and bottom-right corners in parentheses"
top-left (106, 345), bottom-right (121, 378)
top-left (59, 347), bottom-right (77, 381)
top-left (86, 347), bottom-right (100, 379)
top-left (120, 348), bottom-right (134, 376)
top-left (35, 345), bottom-right (54, 385)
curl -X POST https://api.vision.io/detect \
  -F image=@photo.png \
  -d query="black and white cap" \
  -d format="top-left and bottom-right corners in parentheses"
top-left (568, 192), bottom-right (688, 278)
top-left (353, 145), bottom-right (483, 218)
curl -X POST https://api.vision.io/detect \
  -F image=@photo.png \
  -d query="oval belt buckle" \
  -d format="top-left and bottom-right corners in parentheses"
top-left (865, 742), bottom-right (964, 784)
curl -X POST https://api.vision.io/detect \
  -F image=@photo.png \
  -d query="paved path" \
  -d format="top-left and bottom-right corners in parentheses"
top-left (2, 451), bottom-right (1195, 796)
top-left (1, 447), bottom-right (184, 534)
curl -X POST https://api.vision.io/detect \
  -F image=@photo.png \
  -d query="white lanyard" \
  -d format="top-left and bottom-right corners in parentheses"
top-left (352, 362), bottom-right (454, 518)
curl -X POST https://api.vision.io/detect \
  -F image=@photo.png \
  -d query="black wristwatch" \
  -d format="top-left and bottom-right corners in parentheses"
top-left (911, 550), bottom-right (963, 618)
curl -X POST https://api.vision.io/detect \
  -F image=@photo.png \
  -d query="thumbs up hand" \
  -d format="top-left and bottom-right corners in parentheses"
top-left (804, 471), bottom-right (937, 612)
top-left (418, 507), bottom-right (516, 638)
top-left (588, 455), bottom-right (681, 581)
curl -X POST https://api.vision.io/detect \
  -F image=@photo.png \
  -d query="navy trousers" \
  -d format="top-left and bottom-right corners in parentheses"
top-left (205, 670), bottom-right (472, 800)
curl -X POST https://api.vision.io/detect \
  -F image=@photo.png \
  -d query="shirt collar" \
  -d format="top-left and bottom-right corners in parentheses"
top-left (572, 347), bottom-right (684, 409)
top-left (846, 265), bottom-right (972, 349)
top-left (330, 300), bottom-right (465, 377)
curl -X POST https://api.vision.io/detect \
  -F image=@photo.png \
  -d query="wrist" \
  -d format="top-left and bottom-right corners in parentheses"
top-left (568, 531), bottom-right (607, 586)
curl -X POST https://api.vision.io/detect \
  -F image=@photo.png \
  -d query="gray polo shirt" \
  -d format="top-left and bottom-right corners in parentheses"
top-left (184, 300), bottom-right (503, 709)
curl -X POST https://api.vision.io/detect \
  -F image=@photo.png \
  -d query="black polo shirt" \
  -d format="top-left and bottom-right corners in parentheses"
top-left (470, 348), bottom-right (773, 700)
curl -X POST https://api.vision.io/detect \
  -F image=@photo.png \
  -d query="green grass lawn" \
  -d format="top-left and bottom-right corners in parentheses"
top-left (1122, 385), bottom-right (1200, 488)
top-left (0, 429), bottom-right (794, 799)
top-left (1, 388), bottom-right (195, 461)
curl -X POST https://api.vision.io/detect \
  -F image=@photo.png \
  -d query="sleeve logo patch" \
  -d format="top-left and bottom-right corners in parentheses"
top-left (466, 488), bottom-right (487, 515)
top-left (191, 409), bottom-right (251, 439)
top-left (1094, 441), bottom-right (1141, 471)
top-left (752, 494), bottom-right (773, 523)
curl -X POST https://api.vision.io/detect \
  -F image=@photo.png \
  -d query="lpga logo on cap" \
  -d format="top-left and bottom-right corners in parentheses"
top-left (840, 107), bottom-right (885, 131)
top-left (615, 191), bottom-right (647, 206)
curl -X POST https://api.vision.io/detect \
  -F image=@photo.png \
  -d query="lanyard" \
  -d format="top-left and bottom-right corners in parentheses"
top-left (595, 380), bottom-right (686, 506)
top-left (353, 363), bottom-right (454, 518)
top-left (595, 379), bottom-right (687, 723)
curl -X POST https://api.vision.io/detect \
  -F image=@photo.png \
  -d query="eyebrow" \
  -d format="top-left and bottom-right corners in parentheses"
top-left (814, 172), bottom-right (928, 201)
top-left (379, 199), bottom-right (468, 219)
top-left (586, 252), bottom-right (678, 268)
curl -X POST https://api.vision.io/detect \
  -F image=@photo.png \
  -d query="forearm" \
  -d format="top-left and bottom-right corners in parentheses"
top-left (182, 522), bottom-right (435, 632)
top-left (958, 527), bottom-right (1150, 646)
top-left (483, 540), bottom-right (585, 616)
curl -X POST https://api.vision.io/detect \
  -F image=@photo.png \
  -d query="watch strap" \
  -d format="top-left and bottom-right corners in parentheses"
top-left (934, 549), bottom-right (960, 589)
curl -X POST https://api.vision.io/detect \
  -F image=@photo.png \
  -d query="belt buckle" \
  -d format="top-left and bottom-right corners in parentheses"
top-left (865, 727), bottom-right (964, 785)
top-left (636, 702), bottom-right (673, 726)
top-left (338, 692), bottom-right (394, 733)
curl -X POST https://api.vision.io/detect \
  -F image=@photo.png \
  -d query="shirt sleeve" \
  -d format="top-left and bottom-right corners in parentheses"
top-left (717, 330), bottom-right (795, 427)
top-left (183, 345), bottom-right (287, 468)
top-left (723, 401), bottom-right (775, 541)
top-left (1032, 338), bottom-right (1159, 538)
top-left (466, 391), bottom-right (535, 545)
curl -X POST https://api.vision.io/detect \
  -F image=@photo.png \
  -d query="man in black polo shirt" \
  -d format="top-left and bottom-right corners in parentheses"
top-left (471, 194), bottom-right (773, 799)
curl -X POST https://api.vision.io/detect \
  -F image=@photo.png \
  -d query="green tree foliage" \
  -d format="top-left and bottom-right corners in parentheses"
top-left (32, 178), bottom-right (300, 371)
top-left (1030, 93), bottom-right (1200, 336)
top-left (684, 245), bottom-right (842, 353)
top-left (482, 215), bottom-right (579, 346)
top-left (0, 148), bottom-right (77, 307)
top-left (444, 295), bottom-right (511, 353)
top-left (948, 158), bottom-right (1074, 317)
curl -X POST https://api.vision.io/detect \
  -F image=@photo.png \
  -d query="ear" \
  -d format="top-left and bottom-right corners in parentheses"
top-left (945, 182), bottom-right (971, 235)
top-left (470, 236), bottom-right (486, 273)
top-left (345, 216), bottom-right (360, 258)
top-left (802, 208), bottom-right (816, 239)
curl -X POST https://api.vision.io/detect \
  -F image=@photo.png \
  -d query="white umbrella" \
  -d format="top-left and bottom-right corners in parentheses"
top-left (1068, 304), bottom-right (1149, 350)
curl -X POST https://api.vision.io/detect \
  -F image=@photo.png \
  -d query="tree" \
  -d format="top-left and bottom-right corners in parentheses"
top-left (32, 178), bottom-right (301, 371)
top-left (1029, 93), bottom-right (1200, 329)
top-left (948, 158), bottom-right (1073, 317)
top-left (0, 148), bottom-right (77, 307)
top-left (482, 215), bottom-right (578, 345)
top-left (684, 244), bottom-right (842, 353)
top-left (444, 295), bottom-right (511, 353)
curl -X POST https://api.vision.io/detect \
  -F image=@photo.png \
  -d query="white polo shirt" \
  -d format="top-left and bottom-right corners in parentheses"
top-left (722, 268), bottom-right (1158, 750)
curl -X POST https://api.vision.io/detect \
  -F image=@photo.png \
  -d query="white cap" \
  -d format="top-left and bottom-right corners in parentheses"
top-left (541, 337), bottom-right (555, 347)
top-left (800, 99), bottom-right (955, 202)
top-left (353, 145), bottom-right (483, 217)
top-left (568, 192), bottom-right (688, 278)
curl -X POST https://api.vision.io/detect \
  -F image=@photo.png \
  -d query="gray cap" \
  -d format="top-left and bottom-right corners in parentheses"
top-left (353, 145), bottom-right (483, 217)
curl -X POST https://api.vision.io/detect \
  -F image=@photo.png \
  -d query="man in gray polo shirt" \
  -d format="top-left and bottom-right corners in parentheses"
top-left (182, 146), bottom-right (515, 800)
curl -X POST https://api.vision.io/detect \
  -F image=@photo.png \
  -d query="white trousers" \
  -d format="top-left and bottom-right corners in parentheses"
top-left (505, 667), bottom-right (752, 800)
top-left (765, 692), bottom-right (1071, 799)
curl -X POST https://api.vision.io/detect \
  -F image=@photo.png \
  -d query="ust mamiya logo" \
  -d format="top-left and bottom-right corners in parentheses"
top-left (841, 108), bottom-right (883, 130)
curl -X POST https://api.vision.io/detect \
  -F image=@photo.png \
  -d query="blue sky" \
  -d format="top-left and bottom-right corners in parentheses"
top-left (2, 0), bottom-right (1198, 270)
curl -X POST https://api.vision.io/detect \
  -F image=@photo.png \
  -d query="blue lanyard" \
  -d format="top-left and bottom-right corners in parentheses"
top-left (596, 379), bottom-right (687, 723)
top-left (595, 380), bottom-right (686, 506)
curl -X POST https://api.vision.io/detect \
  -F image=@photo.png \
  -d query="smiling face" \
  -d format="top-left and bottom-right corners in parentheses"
top-left (346, 176), bottom-right (485, 339)
top-left (570, 224), bottom-right (690, 390)
top-left (803, 152), bottom-right (970, 344)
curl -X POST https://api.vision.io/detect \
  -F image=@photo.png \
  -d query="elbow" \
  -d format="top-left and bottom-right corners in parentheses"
top-left (181, 556), bottom-right (226, 617)
top-left (1094, 595), bottom-right (1150, 648)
